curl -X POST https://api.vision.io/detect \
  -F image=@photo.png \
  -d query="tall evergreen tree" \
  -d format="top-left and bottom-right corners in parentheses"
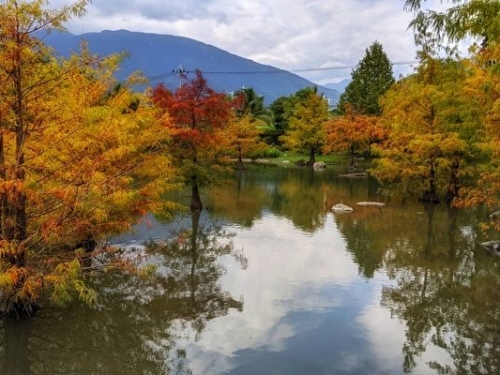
top-left (337, 41), bottom-right (395, 116)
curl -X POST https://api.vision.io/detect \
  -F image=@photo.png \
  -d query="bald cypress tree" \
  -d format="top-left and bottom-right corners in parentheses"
top-left (337, 41), bottom-right (395, 116)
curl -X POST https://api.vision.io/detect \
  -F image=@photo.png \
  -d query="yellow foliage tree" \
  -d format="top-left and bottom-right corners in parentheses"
top-left (223, 115), bottom-right (267, 169)
top-left (370, 58), bottom-right (476, 205)
top-left (453, 44), bottom-right (500, 230)
top-left (280, 90), bottom-right (329, 166)
top-left (0, 1), bottom-right (176, 317)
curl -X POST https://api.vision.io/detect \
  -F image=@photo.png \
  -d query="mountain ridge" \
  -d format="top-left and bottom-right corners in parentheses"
top-left (44, 29), bottom-right (340, 105)
top-left (324, 79), bottom-right (351, 93)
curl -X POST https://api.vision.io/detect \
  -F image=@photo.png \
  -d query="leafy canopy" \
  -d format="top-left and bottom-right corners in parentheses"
top-left (280, 88), bottom-right (330, 165)
top-left (370, 58), bottom-right (478, 204)
top-left (151, 70), bottom-right (233, 210)
top-left (323, 107), bottom-right (385, 165)
top-left (0, 0), bottom-right (176, 317)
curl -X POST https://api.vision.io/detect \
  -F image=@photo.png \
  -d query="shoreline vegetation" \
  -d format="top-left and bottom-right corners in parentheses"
top-left (235, 152), bottom-right (369, 168)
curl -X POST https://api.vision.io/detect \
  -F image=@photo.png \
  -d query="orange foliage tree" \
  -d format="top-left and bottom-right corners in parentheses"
top-left (323, 107), bottom-right (385, 166)
top-left (151, 70), bottom-right (233, 210)
top-left (0, 1), bottom-right (175, 318)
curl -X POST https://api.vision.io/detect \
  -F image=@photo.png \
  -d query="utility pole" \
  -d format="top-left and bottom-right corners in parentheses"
top-left (172, 64), bottom-right (188, 88)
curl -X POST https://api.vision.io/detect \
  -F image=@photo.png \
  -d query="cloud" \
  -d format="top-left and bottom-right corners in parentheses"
top-left (52, 1), bottom-right (454, 89)
top-left (50, 0), bottom-right (427, 84)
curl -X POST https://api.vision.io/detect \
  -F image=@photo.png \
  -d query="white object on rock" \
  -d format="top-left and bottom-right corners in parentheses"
top-left (481, 240), bottom-right (500, 254)
top-left (313, 161), bottom-right (327, 169)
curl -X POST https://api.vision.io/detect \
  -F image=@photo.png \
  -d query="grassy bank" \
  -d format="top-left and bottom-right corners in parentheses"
top-left (270, 153), bottom-right (347, 165)
top-left (246, 152), bottom-right (355, 166)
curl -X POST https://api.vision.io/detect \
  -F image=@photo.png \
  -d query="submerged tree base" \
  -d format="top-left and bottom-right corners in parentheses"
top-left (419, 191), bottom-right (440, 205)
top-left (1, 301), bottom-right (41, 320)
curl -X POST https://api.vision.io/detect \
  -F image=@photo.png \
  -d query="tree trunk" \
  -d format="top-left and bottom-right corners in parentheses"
top-left (421, 163), bottom-right (440, 204)
top-left (349, 145), bottom-right (355, 167)
top-left (190, 177), bottom-right (203, 211)
top-left (446, 155), bottom-right (460, 207)
top-left (189, 210), bottom-right (200, 304)
top-left (0, 129), bottom-right (4, 238)
top-left (0, 35), bottom-right (30, 317)
top-left (236, 146), bottom-right (244, 170)
top-left (13, 37), bottom-right (28, 245)
top-left (307, 147), bottom-right (315, 166)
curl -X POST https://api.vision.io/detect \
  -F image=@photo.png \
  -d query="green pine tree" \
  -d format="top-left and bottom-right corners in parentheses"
top-left (337, 41), bottom-right (395, 116)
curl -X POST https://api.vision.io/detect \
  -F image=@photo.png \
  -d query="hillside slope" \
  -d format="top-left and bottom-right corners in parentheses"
top-left (45, 29), bottom-right (340, 105)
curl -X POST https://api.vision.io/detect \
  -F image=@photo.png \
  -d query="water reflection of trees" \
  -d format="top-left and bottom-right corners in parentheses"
top-left (209, 167), bottom-right (380, 233)
top-left (273, 169), bottom-right (327, 231)
top-left (381, 207), bottom-right (500, 374)
top-left (0, 211), bottom-right (244, 375)
top-left (146, 211), bottom-right (245, 338)
top-left (336, 202), bottom-right (500, 374)
top-left (333, 206), bottom-right (390, 278)
top-left (209, 167), bottom-right (332, 232)
top-left (208, 170), bottom-right (268, 227)
top-left (197, 167), bottom-right (500, 374)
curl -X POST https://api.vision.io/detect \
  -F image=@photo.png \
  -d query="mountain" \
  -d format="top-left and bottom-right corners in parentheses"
top-left (324, 79), bottom-right (351, 93)
top-left (44, 29), bottom-right (340, 105)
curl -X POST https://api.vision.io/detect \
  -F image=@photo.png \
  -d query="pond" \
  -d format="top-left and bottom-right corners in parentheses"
top-left (1, 165), bottom-right (500, 375)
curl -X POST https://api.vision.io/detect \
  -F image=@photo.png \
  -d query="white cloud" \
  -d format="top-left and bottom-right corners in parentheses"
top-left (48, 0), bottom-right (458, 84)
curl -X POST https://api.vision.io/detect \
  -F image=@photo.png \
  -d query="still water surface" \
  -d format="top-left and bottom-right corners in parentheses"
top-left (1, 166), bottom-right (500, 375)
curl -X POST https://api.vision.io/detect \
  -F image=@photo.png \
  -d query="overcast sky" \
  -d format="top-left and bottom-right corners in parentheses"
top-left (52, 0), bottom-right (448, 85)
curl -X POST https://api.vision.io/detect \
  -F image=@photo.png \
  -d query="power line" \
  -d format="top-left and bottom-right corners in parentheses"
top-left (289, 61), bottom-right (418, 73)
top-left (147, 72), bottom-right (176, 81)
top-left (146, 60), bottom-right (418, 82)
top-left (172, 63), bottom-right (188, 88)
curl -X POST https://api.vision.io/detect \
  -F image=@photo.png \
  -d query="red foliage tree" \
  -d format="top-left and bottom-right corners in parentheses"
top-left (152, 70), bottom-right (232, 210)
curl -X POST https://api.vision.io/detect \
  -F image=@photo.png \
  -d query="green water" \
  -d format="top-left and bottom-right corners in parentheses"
top-left (1, 166), bottom-right (499, 375)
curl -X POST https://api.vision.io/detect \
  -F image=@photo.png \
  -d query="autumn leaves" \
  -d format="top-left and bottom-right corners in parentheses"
top-left (0, 0), bottom-right (174, 317)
